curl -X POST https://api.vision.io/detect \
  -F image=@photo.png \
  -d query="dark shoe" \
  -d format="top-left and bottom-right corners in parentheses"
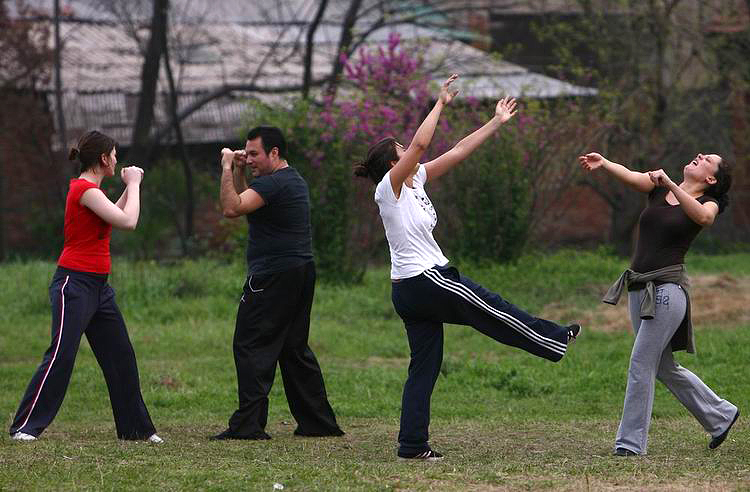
top-left (709, 409), bottom-right (739, 450)
top-left (397, 449), bottom-right (444, 461)
top-left (613, 447), bottom-right (637, 456)
top-left (211, 428), bottom-right (271, 440)
top-left (567, 324), bottom-right (582, 343)
top-left (294, 427), bottom-right (345, 437)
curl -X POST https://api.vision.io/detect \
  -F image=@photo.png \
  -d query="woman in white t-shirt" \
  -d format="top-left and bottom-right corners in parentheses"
top-left (354, 74), bottom-right (581, 461)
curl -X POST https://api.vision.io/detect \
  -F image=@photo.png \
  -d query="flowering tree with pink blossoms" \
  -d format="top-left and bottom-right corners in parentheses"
top-left (243, 33), bottom-right (602, 281)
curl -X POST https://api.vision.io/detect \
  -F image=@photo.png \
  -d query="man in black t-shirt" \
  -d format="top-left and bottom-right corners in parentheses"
top-left (213, 126), bottom-right (344, 440)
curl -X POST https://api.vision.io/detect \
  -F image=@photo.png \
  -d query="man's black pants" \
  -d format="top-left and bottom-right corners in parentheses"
top-left (227, 261), bottom-right (343, 438)
top-left (9, 267), bottom-right (157, 440)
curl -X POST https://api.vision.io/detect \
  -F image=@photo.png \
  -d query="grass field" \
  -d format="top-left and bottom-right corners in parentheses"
top-left (1, 250), bottom-right (749, 490)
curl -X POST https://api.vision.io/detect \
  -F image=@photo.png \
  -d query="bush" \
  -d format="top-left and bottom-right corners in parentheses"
top-left (240, 34), bottom-right (601, 280)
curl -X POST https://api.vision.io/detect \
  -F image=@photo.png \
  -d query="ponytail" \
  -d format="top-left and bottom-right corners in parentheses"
top-left (353, 137), bottom-right (398, 184)
top-left (69, 130), bottom-right (117, 173)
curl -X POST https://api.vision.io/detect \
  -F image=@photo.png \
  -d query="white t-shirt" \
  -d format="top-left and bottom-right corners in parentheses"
top-left (374, 165), bottom-right (449, 279)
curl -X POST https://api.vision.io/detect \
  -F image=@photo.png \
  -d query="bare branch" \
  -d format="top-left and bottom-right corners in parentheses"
top-left (303, 0), bottom-right (328, 99)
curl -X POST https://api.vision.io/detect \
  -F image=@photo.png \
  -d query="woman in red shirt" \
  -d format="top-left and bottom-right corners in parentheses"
top-left (9, 130), bottom-right (162, 443)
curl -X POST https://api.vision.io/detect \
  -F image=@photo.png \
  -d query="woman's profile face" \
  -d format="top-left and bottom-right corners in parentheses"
top-left (683, 153), bottom-right (720, 186)
top-left (391, 142), bottom-right (405, 167)
top-left (103, 148), bottom-right (117, 176)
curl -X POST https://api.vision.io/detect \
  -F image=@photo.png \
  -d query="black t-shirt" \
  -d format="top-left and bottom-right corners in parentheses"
top-left (245, 166), bottom-right (313, 275)
top-left (631, 187), bottom-right (717, 273)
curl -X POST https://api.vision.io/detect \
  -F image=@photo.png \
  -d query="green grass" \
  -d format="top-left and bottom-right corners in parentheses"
top-left (1, 250), bottom-right (749, 490)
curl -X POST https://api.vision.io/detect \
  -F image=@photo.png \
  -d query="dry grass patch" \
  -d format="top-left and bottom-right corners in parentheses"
top-left (542, 274), bottom-right (750, 333)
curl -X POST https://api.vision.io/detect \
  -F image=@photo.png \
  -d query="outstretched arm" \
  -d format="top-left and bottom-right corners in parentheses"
top-left (389, 74), bottom-right (459, 198)
top-left (578, 153), bottom-right (654, 193)
top-left (424, 96), bottom-right (517, 183)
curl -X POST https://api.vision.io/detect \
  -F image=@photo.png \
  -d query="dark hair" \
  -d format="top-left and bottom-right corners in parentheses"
top-left (246, 126), bottom-right (287, 159)
top-left (354, 137), bottom-right (398, 184)
top-left (68, 130), bottom-right (117, 173)
top-left (705, 157), bottom-right (732, 214)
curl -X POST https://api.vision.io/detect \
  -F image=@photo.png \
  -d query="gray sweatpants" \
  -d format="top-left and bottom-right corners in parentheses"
top-left (615, 283), bottom-right (737, 454)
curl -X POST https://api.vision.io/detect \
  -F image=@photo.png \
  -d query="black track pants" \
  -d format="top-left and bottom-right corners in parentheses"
top-left (227, 261), bottom-right (343, 438)
top-left (9, 268), bottom-right (156, 439)
top-left (391, 265), bottom-right (569, 454)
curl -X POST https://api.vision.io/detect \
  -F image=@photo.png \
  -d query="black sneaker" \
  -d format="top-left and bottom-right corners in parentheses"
top-left (613, 447), bottom-right (637, 456)
top-left (567, 324), bottom-right (582, 343)
top-left (211, 429), bottom-right (271, 440)
top-left (397, 449), bottom-right (444, 461)
top-left (709, 409), bottom-right (739, 449)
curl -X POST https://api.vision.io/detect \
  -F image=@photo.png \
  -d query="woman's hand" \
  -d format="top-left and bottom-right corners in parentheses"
top-left (579, 152), bottom-right (607, 172)
top-left (438, 74), bottom-right (459, 105)
top-left (121, 166), bottom-right (144, 185)
top-left (648, 169), bottom-right (675, 188)
top-left (495, 96), bottom-right (518, 124)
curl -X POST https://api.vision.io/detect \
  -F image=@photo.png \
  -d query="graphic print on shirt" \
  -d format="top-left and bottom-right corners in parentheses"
top-left (412, 186), bottom-right (437, 229)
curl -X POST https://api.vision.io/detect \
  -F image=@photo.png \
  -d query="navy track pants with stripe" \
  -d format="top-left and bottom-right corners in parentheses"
top-left (9, 268), bottom-right (156, 440)
top-left (391, 265), bottom-right (569, 454)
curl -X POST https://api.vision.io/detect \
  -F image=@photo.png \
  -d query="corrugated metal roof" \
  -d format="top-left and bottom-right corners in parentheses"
top-left (18, 1), bottom-right (596, 148)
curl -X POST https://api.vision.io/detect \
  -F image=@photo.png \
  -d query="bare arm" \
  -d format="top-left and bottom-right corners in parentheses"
top-left (115, 186), bottom-right (128, 210)
top-left (649, 169), bottom-right (719, 226)
top-left (389, 74), bottom-right (458, 198)
top-left (232, 151), bottom-right (249, 193)
top-left (424, 96), bottom-right (517, 183)
top-left (80, 167), bottom-right (143, 230)
top-left (219, 148), bottom-right (265, 218)
top-left (578, 153), bottom-right (654, 193)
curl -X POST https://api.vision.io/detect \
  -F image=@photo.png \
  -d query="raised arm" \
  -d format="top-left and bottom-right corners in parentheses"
top-left (424, 96), bottom-right (517, 183)
top-left (389, 74), bottom-right (459, 197)
top-left (578, 153), bottom-right (654, 193)
top-left (219, 148), bottom-right (265, 218)
top-left (648, 169), bottom-right (718, 226)
top-left (80, 167), bottom-right (143, 230)
top-left (232, 151), bottom-right (249, 193)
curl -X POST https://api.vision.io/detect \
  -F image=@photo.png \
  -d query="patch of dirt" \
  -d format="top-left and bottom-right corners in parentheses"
top-left (542, 274), bottom-right (750, 333)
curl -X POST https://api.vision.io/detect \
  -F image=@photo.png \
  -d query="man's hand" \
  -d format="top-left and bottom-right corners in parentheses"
top-left (233, 150), bottom-right (247, 169)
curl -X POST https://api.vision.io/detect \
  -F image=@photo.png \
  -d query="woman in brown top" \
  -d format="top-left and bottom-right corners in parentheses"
top-left (579, 152), bottom-right (738, 456)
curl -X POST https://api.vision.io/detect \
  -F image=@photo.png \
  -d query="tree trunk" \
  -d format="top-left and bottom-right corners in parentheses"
top-left (302, 0), bottom-right (328, 99)
top-left (161, 1), bottom-right (194, 254)
top-left (128, 0), bottom-right (167, 166)
top-left (53, 0), bottom-right (67, 165)
top-left (327, 0), bottom-right (363, 98)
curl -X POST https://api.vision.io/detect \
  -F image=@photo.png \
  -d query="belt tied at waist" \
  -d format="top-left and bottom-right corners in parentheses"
top-left (602, 264), bottom-right (694, 354)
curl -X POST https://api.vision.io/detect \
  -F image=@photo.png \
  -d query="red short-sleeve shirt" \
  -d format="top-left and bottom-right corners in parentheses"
top-left (57, 179), bottom-right (112, 273)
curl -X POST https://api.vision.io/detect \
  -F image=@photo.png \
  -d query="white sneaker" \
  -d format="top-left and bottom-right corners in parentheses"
top-left (147, 434), bottom-right (164, 443)
top-left (11, 432), bottom-right (37, 441)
